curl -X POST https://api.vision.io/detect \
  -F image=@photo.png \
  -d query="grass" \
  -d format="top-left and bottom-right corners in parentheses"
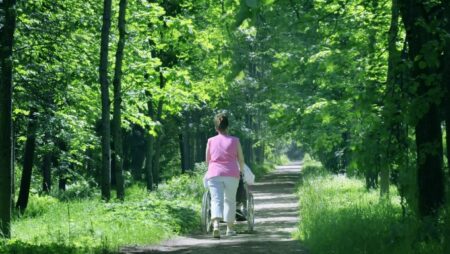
top-left (0, 170), bottom-right (205, 254)
top-left (296, 155), bottom-right (444, 254)
top-left (1, 160), bottom-right (282, 253)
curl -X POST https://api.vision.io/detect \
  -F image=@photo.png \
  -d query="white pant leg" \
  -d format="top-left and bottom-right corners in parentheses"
top-left (208, 177), bottom-right (224, 221)
top-left (223, 177), bottom-right (239, 223)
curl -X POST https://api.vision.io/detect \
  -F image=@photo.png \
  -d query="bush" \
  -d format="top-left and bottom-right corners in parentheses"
top-left (50, 178), bottom-right (99, 201)
top-left (296, 169), bottom-right (443, 254)
top-left (8, 171), bottom-right (205, 254)
top-left (156, 163), bottom-right (205, 202)
top-left (19, 195), bottom-right (59, 219)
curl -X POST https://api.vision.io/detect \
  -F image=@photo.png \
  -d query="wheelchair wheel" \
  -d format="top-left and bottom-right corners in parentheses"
top-left (201, 191), bottom-right (212, 233)
top-left (247, 192), bottom-right (255, 232)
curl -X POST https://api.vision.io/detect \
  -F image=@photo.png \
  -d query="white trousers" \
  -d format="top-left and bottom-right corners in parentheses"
top-left (208, 176), bottom-right (239, 223)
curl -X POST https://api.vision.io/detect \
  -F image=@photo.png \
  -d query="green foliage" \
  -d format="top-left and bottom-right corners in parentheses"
top-left (51, 178), bottom-right (99, 201)
top-left (19, 195), bottom-right (58, 219)
top-left (300, 154), bottom-right (327, 178)
top-left (296, 166), bottom-right (444, 254)
top-left (156, 163), bottom-right (205, 202)
top-left (0, 240), bottom-right (106, 254)
top-left (249, 161), bottom-right (276, 178)
top-left (4, 172), bottom-right (204, 253)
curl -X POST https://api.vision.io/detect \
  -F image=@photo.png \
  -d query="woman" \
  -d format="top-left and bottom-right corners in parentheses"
top-left (205, 113), bottom-right (245, 238)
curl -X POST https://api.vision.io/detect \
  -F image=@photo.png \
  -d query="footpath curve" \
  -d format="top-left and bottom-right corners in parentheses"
top-left (121, 161), bottom-right (308, 254)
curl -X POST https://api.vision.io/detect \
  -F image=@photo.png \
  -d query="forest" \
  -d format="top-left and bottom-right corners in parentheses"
top-left (1, 0), bottom-right (450, 253)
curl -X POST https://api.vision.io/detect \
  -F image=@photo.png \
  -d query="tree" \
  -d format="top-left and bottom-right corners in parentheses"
top-left (399, 0), bottom-right (445, 218)
top-left (112, 0), bottom-right (128, 201)
top-left (380, 0), bottom-right (400, 198)
top-left (99, 0), bottom-right (113, 201)
top-left (16, 108), bottom-right (38, 213)
top-left (0, 0), bottom-right (17, 238)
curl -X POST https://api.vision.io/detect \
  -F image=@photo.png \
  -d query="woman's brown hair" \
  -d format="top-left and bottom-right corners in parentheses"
top-left (214, 113), bottom-right (228, 132)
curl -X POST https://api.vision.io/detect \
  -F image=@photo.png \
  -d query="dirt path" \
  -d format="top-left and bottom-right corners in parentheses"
top-left (120, 161), bottom-right (308, 254)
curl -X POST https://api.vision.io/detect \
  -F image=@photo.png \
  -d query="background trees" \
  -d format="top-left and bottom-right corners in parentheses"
top-left (1, 0), bottom-right (450, 249)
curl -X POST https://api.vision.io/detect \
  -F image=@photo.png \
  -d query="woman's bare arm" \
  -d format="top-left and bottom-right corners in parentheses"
top-left (205, 142), bottom-right (210, 166)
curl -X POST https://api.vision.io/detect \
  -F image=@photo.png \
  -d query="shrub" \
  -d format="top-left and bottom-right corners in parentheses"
top-left (19, 195), bottom-right (59, 219)
top-left (51, 178), bottom-right (99, 201)
top-left (9, 172), bottom-right (204, 254)
top-left (156, 163), bottom-right (205, 202)
top-left (296, 170), bottom-right (443, 254)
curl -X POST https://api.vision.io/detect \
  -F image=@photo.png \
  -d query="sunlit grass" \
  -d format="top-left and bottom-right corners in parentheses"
top-left (296, 157), bottom-right (443, 254)
top-left (2, 172), bottom-right (204, 254)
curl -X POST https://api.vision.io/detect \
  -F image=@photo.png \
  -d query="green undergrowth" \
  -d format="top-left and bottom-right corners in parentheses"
top-left (296, 156), bottom-right (444, 254)
top-left (250, 154), bottom-right (289, 178)
top-left (1, 170), bottom-right (205, 254)
top-left (250, 162), bottom-right (275, 178)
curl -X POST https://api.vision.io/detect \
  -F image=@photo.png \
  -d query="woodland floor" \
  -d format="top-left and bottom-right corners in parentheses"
top-left (120, 161), bottom-right (308, 254)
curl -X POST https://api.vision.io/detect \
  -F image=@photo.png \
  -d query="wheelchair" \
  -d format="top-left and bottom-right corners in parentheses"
top-left (201, 176), bottom-right (255, 233)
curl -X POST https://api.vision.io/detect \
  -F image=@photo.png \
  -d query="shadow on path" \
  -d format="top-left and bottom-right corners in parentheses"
top-left (120, 161), bottom-right (308, 254)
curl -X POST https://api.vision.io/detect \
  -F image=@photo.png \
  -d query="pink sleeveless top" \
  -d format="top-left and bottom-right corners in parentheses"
top-left (206, 134), bottom-right (240, 179)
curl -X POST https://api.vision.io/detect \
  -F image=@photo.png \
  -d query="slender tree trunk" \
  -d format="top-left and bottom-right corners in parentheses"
top-left (99, 0), bottom-right (113, 201)
top-left (122, 134), bottom-right (131, 175)
top-left (183, 116), bottom-right (191, 170)
top-left (111, 152), bottom-right (116, 186)
top-left (245, 115), bottom-right (255, 164)
top-left (152, 98), bottom-right (164, 186)
top-left (42, 152), bottom-right (52, 193)
top-left (49, 152), bottom-right (65, 191)
top-left (59, 177), bottom-right (67, 191)
top-left (112, 0), bottom-right (127, 201)
top-left (195, 132), bottom-right (204, 163)
top-left (150, 71), bottom-right (166, 186)
top-left (399, 0), bottom-right (444, 217)
top-left (380, 0), bottom-right (400, 198)
top-left (145, 98), bottom-right (154, 191)
top-left (16, 108), bottom-right (38, 213)
top-left (0, 0), bottom-right (17, 238)
top-left (179, 132), bottom-right (186, 173)
top-left (129, 125), bottom-right (145, 180)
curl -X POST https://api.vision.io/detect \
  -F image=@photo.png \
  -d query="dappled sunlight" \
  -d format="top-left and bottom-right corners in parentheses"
top-left (121, 163), bottom-right (307, 253)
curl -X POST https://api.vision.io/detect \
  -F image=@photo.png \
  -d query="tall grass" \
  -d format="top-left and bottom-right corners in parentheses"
top-left (0, 169), bottom-right (205, 254)
top-left (296, 156), bottom-right (443, 254)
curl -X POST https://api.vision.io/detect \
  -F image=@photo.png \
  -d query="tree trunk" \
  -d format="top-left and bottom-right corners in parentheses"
top-left (183, 116), bottom-right (191, 170)
top-left (415, 106), bottom-right (444, 216)
top-left (380, 0), bottom-right (400, 198)
top-left (16, 108), bottom-right (38, 213)
top-left (443, 2), bottom-right (450, 180)
top-left (0, 0), bottom-right (17, 238)
top-left (255, 141), bottom-right (265, 165)
top-left (152, 98), bottom-right (164, 186)
top-left (42, 152), bottom-right (52, 193)
top-left (99, 0), bottom-right (113, 201)
top-left (122, 133), bottom-right (131, 176)
top-left (59, 177), bottom-right (67, 191)
top-left (150, 71), bottom-right (166, 186)
top-left (145, 98), bottom-right (155, 191)
top-left (441, 3), bottom-right (450, 251)
top-left (129, 125), bottom-right (146, 180)
top-left (179, 132), bottom-right (186, 173)
top-left (399, 0), bottom-right (445, 217)
top-left (195, 131), bottom-right (206, 163)
top-left (112, 0), bottom-right (127, 201)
